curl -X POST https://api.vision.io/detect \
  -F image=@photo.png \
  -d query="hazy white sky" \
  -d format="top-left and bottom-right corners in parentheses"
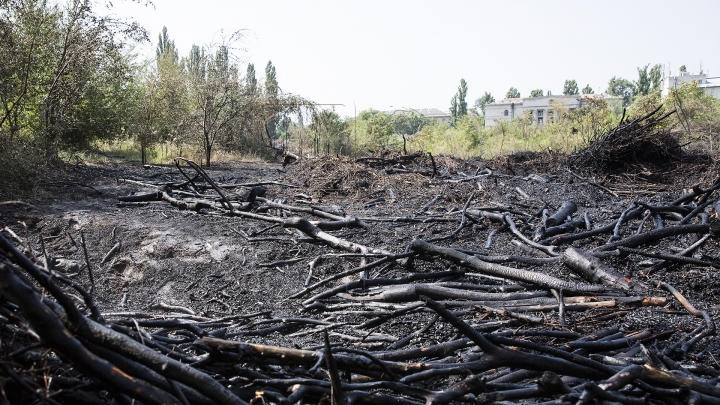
top-left (109, 0), bottom-right (720, 118)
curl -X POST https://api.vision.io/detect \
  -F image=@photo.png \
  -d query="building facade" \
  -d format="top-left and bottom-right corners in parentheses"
top-left (660, 71), bottom-right (720, 99)
top-left (484, 94), bottom-right (619, 127)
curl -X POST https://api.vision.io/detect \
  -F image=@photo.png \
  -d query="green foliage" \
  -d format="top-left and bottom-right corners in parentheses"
top-left (679, 65), bottom-right (687, 72)
top-left (649, 64), bottom-right (662, 93)
top-left (474, 92), bottom-right (494, 114)
top-left (607, 76), bottom-right (635, 107)
top-left (246, 63), bottom-right (257, 95)
top-left (450, 95), bottom-right (458, 126)
top-left (563, 80), bottom-right (579, 95)
top-left (309, 109), bottom-right (348, 155)
top-left (506, 87), bottom-right (520, 99)
top-left (665, 81), bottom-right (720, 151)
top-left (156, 26), bottom-right (178, 67)
top-left (530, 89), bottom-right (544, 97)
top-left (582, 84), bottom-right (593, 94)
top-left (391, 112), bottom-right (433, 135)
top-left (457, 79), bottom-right (468, 118)
top-left (635, 64), bottom-right (651, 96)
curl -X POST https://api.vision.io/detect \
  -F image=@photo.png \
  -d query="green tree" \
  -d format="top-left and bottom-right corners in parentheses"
top-left (635, 64), bottom-right (651, 96)
top-left (563, 80), bottom-right (579, 95)
top-left (0, 0), bottom-right (145, 157)
top-left (457, 79), bottom-right (468, 117)
top-left (679, 65), bottom-right (687, 72)
top-left (606, 76), bottom-right (635, 107)
top-left (130, 51), bottom-right (187, 165)
top-left (530, 89), bottom-right (544, 97)
top-left (185, 45), bottom-right (205, 79)
top-left (582, 84), bottom-right (593, 94)
top-left (246, 63), bottom-right (257, 95)
top-left (264, 60), bottom-right (280, 137)
top-left (187, 41), bottom-right (245, 166)
top-left (391, 111), bottom-right (433, 135)
top-left (156, 26), bottom-right (178, 67)
top-left (649, 64), bottom-right (662, 92)
top-left (450, 94), bottom-right (458, 126)
top-left (506, 87), bottom-right (520, 98)
top-left (474, 92), bottom-right (495, 114)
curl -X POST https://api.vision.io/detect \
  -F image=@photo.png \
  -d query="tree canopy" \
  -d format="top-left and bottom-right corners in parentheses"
top-left (506, 87), bottom-right (520, 99)
top-left (563, 80), bottom-right (579, 95)
top-left (474, 92), bottom-right (495, 114)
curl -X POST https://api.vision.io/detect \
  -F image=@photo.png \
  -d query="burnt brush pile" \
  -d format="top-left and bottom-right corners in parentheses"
top-left (1, 154), bottom-right (720, 404)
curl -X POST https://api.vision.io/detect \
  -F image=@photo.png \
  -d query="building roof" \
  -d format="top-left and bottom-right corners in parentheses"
top-left (385, 108), bottom-right (450, 117)
top-left (487, 94), bottom-right (613, 106)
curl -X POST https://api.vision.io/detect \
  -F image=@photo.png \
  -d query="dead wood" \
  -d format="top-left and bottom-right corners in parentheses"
top-left (408, 239), bottom-right (605, 293)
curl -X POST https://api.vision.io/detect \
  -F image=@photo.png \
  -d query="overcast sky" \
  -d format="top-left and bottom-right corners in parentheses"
top-left (109, 0), bottom-right (720, 118)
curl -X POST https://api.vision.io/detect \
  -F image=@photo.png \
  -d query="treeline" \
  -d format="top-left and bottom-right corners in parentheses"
top-left (0, 0), bottom-right (315, 198)
top-left (293, 76), bottom-right (718, 160)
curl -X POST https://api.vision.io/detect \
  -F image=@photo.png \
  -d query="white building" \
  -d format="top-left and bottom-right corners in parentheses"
top-left (484, 94), bottom-right (620, 127)
top-left (660, 71), bottom-right (720, 99)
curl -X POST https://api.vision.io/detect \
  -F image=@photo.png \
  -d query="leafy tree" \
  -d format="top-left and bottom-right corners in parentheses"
top-left (457, 79), bottom-right (468, 117)
top-left (187, 40), bottom-right (245, 166)
top-left (679, 65), bottom-right (687, 72)
top-left (450, 94), bottom-right (458, 126)
top-left (309, 109), bottom-right (347, 154)
top-left (246, 63), bottom-right (257, 95)
top-left (582, 84), bottom-right (593, 94)
top-left (449, 79), bottom-right (468, 126)
top-left (265, 60), bottom-right (279, 97)
top-left (264, 60), bottom-right (280, 137)
top-left (506, 87), bottom-right (520, 99)
top-left (156, 26), bottom-right (178, 67)
top-left (131, 51), bottom-right (188, 165)
top-left (530, 89), bottom-right (544, 97)
top-left (563, 80), bottom-right (579, 95)
top-left (649, 64), bottom-right (662, 92)
top-left (635, 64), bottom-right (651, 96)
top-left (0, 0), bottom-right (145, 157)
top-left (185, 45), bottom-right (205, 79)
top-left (606, 76), bottom-right (635, 107)
top-left (391, 111), bottom-right (433, 135)
top-left (474, 92), bottom-right (494, 114)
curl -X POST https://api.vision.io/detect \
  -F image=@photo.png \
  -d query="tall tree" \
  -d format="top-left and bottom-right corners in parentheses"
top-left (563, 80), bottom-right (579, 95)
top-left (457, 79), bottom-right (468, 118)
top-left (607, 76), bottom-right (635, 107)
top-left (246, 63), bottom-right (257, 95)
top-left (649, 64), bottom-right (662, 93)
top-left (635, 64), bottom-right (651, 96)
top-left (530, 89), bottom-right (543, 97)
top-left (187, 42), bottom-right (244, 166)
top-left (265, 60), bottom-right (280, 137)
top-left (679, 65), bottom-right (687, 72)
top-left (265, 60), bottom-right (279, 97)
top-left (506, 87), bottom-right (520, 99)
top-left (582, 84), bottom-right (593, 94)
top-left (474, 92), bottom-right (495, 114)
top-left (186, 45), bottom-right (205, 79)
top-left (156, 26), bottom-right (178, 67)
top-left (449, 94), bottom-right (458, 126)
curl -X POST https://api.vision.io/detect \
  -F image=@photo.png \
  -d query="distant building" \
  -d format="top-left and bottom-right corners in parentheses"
top-left (484, 94), bottom-right (620, 127)
top-left (386, 108), bottom-right (451, 125)
top-left (660, 71), bottom-right (720, 99)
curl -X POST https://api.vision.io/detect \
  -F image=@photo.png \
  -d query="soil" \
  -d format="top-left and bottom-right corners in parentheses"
top-left (2, 150), bottom-right (720, 397)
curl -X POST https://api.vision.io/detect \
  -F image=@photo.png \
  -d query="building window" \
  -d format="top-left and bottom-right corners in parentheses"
top-left (537, 110), bottom-right (544, 117)
top-left (538, 117), bottom-right (543, 124)
top-left (504, 110), bottom-right (509, 116)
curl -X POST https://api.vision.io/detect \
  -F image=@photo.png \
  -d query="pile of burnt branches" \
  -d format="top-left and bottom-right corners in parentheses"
top-left (570, 105), bottom-right (681, 174)
top-left (2, 157), bottom-right (720, 404)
